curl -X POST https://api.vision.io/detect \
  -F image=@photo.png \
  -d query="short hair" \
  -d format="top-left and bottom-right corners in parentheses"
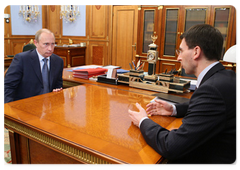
top-left (35, 28), bottom-right (55, 42)
top-left (180, 24), bottom-right (223, 61)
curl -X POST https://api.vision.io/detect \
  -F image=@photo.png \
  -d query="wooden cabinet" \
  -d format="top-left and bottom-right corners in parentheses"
top-left (160, 6), bottom-right (212, 74)
top-left (136, 5), bottom-right (236, 74)
top-left (160, 6), bottom-right (210, 75)
top-left (136, 6), bottom-right (162, 72)
top-left (137, 6), bottom-right (161, 55)
top-left (210, 6), bottom-right (236, 57)
top-left (54, 46), bottom-right (86, 68)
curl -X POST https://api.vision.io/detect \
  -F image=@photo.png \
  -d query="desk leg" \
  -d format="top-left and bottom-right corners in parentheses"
top-left (8, 130), bottom-right (31, 164)
top-left (8, 130), bottom-right (20, 164)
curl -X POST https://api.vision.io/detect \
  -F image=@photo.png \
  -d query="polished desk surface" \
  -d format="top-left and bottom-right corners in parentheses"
top-left (5, 84), bottom-right (184, 164)
top-left (5, 67), bottom-right (192, 164)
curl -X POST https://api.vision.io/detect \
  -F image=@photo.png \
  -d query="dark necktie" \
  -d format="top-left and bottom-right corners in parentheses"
top-left (42, 58), bottom-right (49, 94)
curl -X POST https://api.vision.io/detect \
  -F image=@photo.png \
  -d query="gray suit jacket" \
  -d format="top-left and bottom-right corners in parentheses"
top-left (5, 49), bottom-right (63, 103)
top-left (140, 63), bottom-right (236, 163)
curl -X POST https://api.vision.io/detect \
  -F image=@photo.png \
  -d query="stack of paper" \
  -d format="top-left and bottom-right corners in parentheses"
top-left (73, 68), bottom-right (108, 79)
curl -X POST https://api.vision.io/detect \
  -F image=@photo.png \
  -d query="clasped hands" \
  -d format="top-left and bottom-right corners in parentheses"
top-left (128, 99), bottom-right (173, 127)
top-left (53, 87), bottom-right (63, 92)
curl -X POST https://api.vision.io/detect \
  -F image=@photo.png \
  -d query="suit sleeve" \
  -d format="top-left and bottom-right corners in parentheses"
top-left (4, 55), bottom-right (23, 103)
top-left (175, 102), bottom-right (189, 118)
top-left (140, 85), bottom-right (226, 160)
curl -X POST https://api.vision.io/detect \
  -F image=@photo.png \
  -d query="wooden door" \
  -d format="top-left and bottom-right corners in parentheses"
top-left (112, 6), bottom-right (138, 70)
top-left (209, 6), bottom-right (236, 58)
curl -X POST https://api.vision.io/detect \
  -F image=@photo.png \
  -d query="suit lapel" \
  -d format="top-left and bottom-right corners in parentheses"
top-left (30, 50), bottom-right (43, 84)
top-left (200, 62), bottom-right (225, 86)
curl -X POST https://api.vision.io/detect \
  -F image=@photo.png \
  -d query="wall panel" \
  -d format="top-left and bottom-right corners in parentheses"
top-left (4, 6), bottom-right (11, 38)
top-left (88, 42), bottom-right (108, 65)
top-left (47, 5), bottom-right (61, 37)
top-left (89, 5), bottom-right (108, 39)
top-left (10, 39), bottom-right (34, 55)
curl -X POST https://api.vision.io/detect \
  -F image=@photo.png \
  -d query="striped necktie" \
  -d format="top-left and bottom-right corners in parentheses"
top-left (42, 58), bottom-right (49, 94)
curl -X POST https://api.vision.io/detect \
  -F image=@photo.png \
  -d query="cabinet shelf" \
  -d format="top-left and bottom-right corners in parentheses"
top-left (185, 19), bottom-right (206, 22)
top-left (166, 19), bottom-right (178, 22)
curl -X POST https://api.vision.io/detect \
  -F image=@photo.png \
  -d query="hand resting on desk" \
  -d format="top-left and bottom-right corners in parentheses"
top-left (128, 99), bottom-right (174, 127)
top-left (53, 87), bottom-right (63, 92)
top-left (146, 99), bottom-right (173, 116)
top-left (128, 103), bottom-right (148, 127)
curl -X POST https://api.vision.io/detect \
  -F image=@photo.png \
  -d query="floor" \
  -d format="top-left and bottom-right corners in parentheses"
top-left (4, 128), bottom-right (12, 164)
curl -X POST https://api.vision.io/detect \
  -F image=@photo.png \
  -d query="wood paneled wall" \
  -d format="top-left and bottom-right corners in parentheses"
top-left (4, 5), bottom-right (112, 66)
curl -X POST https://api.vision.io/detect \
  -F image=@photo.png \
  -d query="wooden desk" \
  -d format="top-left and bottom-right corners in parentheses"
top-left (5, 84), bottom-right (184, 164)
top-left (54, 46), bottom-right (86, 68)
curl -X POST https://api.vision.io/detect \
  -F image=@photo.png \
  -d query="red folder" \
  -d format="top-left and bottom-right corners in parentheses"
top-left (73, 68), bottom-right (108, 79)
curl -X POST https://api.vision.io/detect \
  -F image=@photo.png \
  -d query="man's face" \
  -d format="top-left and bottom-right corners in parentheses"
top-left (177, 38), bottom-right (196, 75)
top-left (35, 32), bottom-right (55, 58)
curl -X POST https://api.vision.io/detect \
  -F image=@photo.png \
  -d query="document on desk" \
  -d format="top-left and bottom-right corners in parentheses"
top-left (71, 65), bottom-right (102, 71)
top-left (104, 65), bottom-right (121, 78)
top-left (73, 68), bottom-right (108, 79)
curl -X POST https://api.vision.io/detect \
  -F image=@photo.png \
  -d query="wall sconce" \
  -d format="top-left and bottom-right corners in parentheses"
top-left (19, 5), bottom-right (40, 23)
top-left (60, 5), bottom-right (80, 23)
top-left (4, 14), bottom-right (10, 23)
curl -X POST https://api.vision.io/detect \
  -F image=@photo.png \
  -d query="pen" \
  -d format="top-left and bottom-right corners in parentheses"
top-left (137, 62), bottom-right (143, 70)
top-left (132, 61), bottom-right (136, 70)
top-left (137, 63), bottom-right (143, 70)
top-left (129, 63), bottom-right (133, 70)
top-left (136, 60), bottom-right (141, 68)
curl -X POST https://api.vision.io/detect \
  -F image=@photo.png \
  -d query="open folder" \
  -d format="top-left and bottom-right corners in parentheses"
top-left (73, 68), bottom-right (108, 79)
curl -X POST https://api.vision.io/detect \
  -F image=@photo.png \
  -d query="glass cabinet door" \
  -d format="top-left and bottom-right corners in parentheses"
top-left (213, 8), bottom-right (230, 56)
top-left (184, 8), bottom-right (207, 31)
top-left (163, 9), bottom-right (179, 56)
top-left (142, 10), bottom-right (155, 53)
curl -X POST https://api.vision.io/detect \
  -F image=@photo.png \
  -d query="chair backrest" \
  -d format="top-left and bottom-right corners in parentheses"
top-left (23, 43), bottom-right (36, 52)
top-left (22, 39), bottom-right (36, 52)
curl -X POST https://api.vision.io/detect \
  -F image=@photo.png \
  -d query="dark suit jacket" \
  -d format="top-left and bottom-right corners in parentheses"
top-left (140, 63), bottom-right (236, 163)
top-left (5, 49), bottom-right (63, 103)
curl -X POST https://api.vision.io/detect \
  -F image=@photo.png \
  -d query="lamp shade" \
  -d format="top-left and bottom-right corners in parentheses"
top-left (223, 45), bottom-right (236, 63)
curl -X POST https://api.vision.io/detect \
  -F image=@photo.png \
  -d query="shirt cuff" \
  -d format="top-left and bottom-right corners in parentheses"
top-left (139, 117), bottom-right (149, 128)
top-left (171, 104), bottom-right (177, 116)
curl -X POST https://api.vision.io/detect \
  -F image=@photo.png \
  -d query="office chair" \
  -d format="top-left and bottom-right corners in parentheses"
top-left (23, 39), bottom-right (36, 52)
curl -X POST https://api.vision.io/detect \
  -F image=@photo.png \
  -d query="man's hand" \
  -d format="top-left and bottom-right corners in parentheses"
top-left (128, 103), bottom-right (148, 127)
top-left (146, 99), bottom-right (173, 116)
top-left (53, 87), bottom-right (63, 92)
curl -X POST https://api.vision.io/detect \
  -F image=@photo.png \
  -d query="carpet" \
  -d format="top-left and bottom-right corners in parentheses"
top-left (2, 126), bottom-right (12, 165)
